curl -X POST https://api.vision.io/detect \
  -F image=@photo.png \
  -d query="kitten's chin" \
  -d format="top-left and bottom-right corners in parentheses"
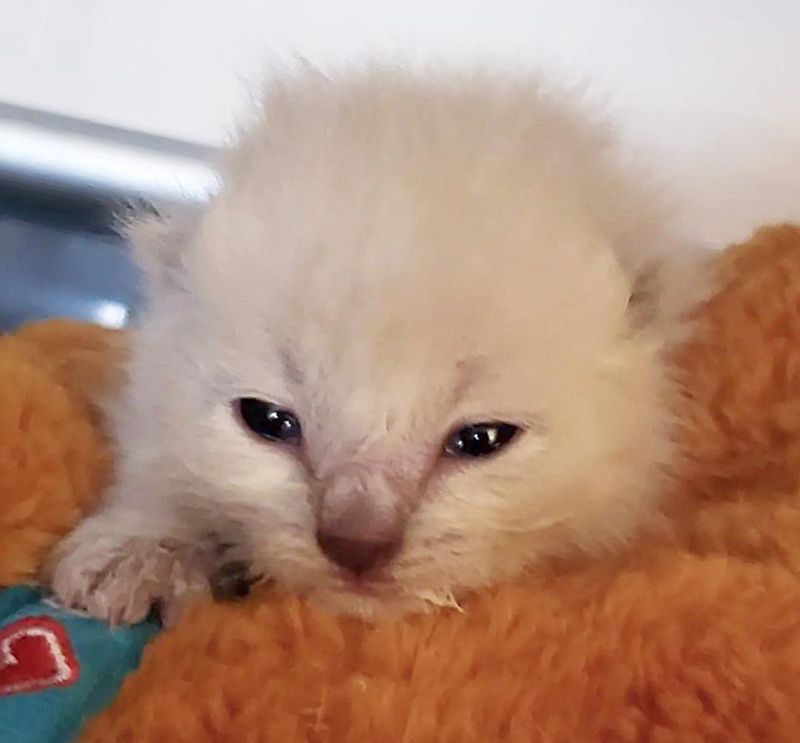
top-left (303, 581), bottom-right (462, 621)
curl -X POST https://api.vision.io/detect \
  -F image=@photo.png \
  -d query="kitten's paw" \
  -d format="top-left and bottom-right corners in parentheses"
top-left (48, 535), bottom-right (210, 626)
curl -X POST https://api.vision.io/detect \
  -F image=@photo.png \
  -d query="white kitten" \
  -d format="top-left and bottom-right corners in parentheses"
top-left (46, 65), bottom-right (706, 623)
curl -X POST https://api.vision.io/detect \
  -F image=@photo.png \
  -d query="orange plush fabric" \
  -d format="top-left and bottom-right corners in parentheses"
top-left (4, 226), bottom-right (800, 741)
top-left (0, 320), bottom-right (123, 586)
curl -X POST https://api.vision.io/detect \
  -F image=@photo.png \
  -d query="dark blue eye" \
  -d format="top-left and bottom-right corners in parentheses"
top-left (444, 422), bottom-right (519, 458)
top-left (237, 398), bottom-right (302, 445)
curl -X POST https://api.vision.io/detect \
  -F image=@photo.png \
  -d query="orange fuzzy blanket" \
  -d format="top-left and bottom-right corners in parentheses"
top-left (3, 225), bottom-right (800, 742)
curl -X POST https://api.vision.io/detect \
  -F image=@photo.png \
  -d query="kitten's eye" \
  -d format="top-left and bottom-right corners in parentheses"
top-left (236, 398), bottom-right (302, 445)
top-left (444, 422), bottom-right (520, 458)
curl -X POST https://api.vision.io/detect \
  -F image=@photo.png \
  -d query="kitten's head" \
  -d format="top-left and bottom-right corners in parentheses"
top-left (127, 67), bottom-right (699, 618)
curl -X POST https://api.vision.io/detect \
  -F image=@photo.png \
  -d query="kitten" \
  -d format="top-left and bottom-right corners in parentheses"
top-left (46, 65), bottom-right (706, 623)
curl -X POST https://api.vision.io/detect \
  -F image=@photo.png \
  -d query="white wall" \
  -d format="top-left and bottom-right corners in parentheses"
top-left (1, 0), bottom-right (799, 245)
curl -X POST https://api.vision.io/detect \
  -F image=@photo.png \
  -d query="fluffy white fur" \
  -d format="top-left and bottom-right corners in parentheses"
top-left (47, 65), bottom-right (706, 622)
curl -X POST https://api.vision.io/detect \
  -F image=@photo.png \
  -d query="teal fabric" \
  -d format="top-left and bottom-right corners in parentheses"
top-left (0, 586), bottom-right (159, 742)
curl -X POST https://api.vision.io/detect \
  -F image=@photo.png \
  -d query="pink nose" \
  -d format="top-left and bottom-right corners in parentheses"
top-left (315, 531), bottom-right (399, 575)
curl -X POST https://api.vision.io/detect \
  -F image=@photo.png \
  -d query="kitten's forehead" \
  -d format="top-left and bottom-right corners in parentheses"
top-left (191, 70), bottom-right (636, 329)
top-left (198, 192), bottom-right (631, 429)
top-left (187, 69), bottom-right (639, 435)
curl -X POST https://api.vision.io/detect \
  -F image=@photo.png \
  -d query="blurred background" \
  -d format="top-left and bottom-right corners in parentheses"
top-left (1, 0), bottom-right (799, 330)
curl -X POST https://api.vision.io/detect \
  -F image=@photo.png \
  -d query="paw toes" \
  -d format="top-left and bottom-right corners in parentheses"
top-left (48, 539), bottom-right (213, 625)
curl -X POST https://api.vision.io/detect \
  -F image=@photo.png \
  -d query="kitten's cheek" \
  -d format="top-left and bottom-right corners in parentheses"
top-left (186, 431), bottom-right (308, 506)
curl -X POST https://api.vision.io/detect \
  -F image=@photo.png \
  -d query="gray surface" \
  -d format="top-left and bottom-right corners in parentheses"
top-left (0, 214), bottom-right (138, 331)
top-left (0, 102), bottom-right (214, 332)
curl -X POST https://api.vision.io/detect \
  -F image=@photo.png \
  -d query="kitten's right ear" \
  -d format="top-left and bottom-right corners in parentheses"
top-left (117, 200), bottom-right (199, 291)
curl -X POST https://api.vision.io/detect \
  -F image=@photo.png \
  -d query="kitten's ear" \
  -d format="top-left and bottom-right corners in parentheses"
top-left (624, 245), bottom-right (713, 335)
top-left (116, 200), bottom-right (199, 291)
top-left (626, 262), bottom-right (661, 329)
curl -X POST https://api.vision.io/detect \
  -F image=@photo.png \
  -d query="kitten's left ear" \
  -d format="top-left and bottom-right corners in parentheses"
top-left (626, 262), bottom-right (661, 329)
top-left (116, 200), bottom-right (200, 292)
top-left (623, 244), bottom-right (714, 335)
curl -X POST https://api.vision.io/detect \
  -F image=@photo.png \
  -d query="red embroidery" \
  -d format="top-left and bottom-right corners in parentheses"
top-left (0, 617), bottom-right (79, 696)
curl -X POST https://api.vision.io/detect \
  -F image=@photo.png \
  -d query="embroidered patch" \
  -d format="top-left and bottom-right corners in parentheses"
top-left (0, 616), bottom-right (79, 696)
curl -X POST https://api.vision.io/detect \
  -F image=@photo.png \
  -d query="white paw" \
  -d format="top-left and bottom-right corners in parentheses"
top-left (48, 535), bottom-right (210, 626)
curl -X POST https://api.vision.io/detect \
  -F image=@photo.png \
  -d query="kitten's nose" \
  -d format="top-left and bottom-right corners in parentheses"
top-left (315, 531), bottom-right (399, 576)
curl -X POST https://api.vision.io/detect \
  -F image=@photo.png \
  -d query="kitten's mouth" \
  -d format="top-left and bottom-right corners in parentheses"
top-left (335, 572), bottom-right (397, 598)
